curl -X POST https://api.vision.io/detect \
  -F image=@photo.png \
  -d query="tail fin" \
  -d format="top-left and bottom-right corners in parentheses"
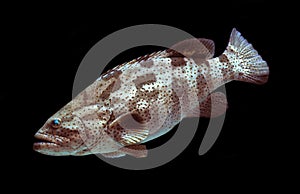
top-left (225, 28), bottom-right (269, 84)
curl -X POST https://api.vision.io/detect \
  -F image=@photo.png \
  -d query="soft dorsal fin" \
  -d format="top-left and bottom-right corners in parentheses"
top-left (108, 112), bottom-right (149, 146)
top-left (168, 38), bottom-right (215, 59)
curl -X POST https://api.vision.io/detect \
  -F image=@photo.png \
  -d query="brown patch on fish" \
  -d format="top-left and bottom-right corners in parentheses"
top-left (196, 74), bottom-right (209, 100)
top-left (220, 67), bottom-right (234, 81)
top-left (124, 88), bottom-right (154, 123)
top-left (102, 69), bottom-right (122, 81)
top-left (106, 122), bottom-right (123, 140)
top-left (131, 113), bottom-right (144, 123)
top-left (219, 54), bottom-right (234, 81)
top-left (137, 86), bottom-right (160, 100)
top-left (129, 90), bottom-right (153, 123)
top-left (170, 89), bottom-right (181, 121)
top-left (166, 49), bottom-right (185, 57)
top-left (132, 111), bottom-right (149, 123)
top-left (133, 73), bottom-right (157, 88)
top-left (171, 57), bottom-right (186, 67)
top-left (146, 89), bottom-right (159, 99)
top-left (111, 78), bottom-right (121, 92)
top-left (171, 77), bottom-right (191, 116)
top-left (140, 60), bottom-right (154, 68)
top-left (219, 54), bottom-right (230, 63)
top-left (99, 81), bottom-right (117, 100)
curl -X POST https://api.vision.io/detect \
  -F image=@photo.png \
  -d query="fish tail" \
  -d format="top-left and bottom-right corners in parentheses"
top-left (223, 28), bottom-right (269, 84)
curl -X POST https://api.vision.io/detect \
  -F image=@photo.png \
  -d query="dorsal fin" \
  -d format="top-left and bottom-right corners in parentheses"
top-left (127, 51), bottom-right (167, 65)
top-left (168, 38), bottom-right (215, 59)
top-left (114, 38), bottom-right (215, 70)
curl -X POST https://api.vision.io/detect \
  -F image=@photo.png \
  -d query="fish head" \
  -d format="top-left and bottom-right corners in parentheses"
top-left (33, 104), bottom-right (89, 156)
top-left (33, 101), bottom-right (113, 156)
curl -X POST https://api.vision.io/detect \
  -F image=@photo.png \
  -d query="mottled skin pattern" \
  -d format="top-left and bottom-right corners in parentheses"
top-left (34, 28), bottom-right (269, 158)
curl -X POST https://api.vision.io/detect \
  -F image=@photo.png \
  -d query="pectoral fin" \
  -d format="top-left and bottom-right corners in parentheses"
top-left (108, 112), bottom-right (149, 146)
top-left (200, 92), bottom-right (228, 118)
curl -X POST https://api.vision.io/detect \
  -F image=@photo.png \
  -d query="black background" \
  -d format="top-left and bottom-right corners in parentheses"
top-left (2, 1), bottom-right (294, 192)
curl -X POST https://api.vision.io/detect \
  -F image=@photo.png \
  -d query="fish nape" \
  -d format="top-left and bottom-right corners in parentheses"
top-left (33, 28), bottom-right (269, 158)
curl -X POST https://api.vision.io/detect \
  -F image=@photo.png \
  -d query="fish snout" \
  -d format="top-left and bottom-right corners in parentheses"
top-left (33, 132), bottom-right (72, 156)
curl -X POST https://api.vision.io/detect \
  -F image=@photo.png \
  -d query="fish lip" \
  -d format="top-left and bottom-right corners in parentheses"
top-left (33, 132), bottom-right (69, 148)
top-left (33, 132), bottom-right (73, 155)
top-left (33, 133), bottom-right (58, 150)
top-left (33, 141), bottom-right (59, 148)
top-left (34, 133), bottom-right (58, 144)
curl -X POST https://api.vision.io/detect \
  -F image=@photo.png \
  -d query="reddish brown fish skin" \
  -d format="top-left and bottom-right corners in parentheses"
top-left (33, 28), bottom-right (268, 157)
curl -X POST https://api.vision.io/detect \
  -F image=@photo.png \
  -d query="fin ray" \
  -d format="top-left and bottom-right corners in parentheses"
top-left (226, 28), bottom-right (269, 84)
top-left (108, 113), bottom-right (149, 146)
top-left (169, 38), bottom-right (215, 59)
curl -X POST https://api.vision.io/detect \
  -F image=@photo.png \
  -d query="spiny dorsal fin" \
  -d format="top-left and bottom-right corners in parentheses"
top-left (115, 38), bottom-right (215, 70)
top-left (108, 112), bottom-right (149, 146)
top-left (126, 51), bottom-right (167, 65)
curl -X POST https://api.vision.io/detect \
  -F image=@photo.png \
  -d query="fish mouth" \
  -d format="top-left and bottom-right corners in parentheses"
top-left (33, 133), bottom-right (60, 148)
top-left (33, 132), bottom-right (73, 156)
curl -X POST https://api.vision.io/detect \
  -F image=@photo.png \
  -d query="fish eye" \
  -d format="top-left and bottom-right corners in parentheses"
top-left (51, 118), bottom-right (61, 129)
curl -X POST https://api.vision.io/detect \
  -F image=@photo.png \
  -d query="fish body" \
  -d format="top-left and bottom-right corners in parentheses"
top-left (33, 28), bottom-right (269, 158)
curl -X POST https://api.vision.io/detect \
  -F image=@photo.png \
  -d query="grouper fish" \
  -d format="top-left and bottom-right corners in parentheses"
top-left (33, 28), bottom-right (269, 158)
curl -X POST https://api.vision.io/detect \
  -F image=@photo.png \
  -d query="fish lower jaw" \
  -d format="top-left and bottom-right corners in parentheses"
top-left (33, 141), bottom-right (59, 148)
top-left (33, 140), bottom-right (60, 152)
top-left (34, 132), bottom-right (63, 145)
top-left (33, 133), bottom-right (74, 156)
top-left (33, 132), bottom-right (63, 154)
top-left (33, 142), bottom-right (72, 156)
